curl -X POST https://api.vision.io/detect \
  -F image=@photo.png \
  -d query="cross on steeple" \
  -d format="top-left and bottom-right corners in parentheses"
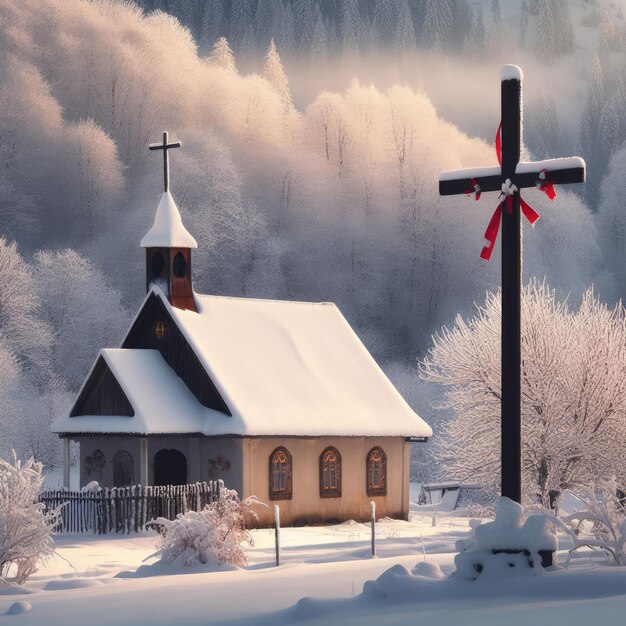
top-left (149, 131), bottom-right (181, 193)
top-left (438, 65), bottom-right (586, 504)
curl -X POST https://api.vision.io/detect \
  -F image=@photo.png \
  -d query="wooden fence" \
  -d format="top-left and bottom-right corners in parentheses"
top-left (39, 481), bottom-right (222, 535)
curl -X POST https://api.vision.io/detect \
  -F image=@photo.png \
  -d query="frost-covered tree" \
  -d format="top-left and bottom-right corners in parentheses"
top-left (0, 455), bottom-right (61, 585)
top-left (31, 249), bottom-right (132, 391)
top-left (420, 280), bottom-right (626, 507)
top-left (263, 39), bottom-right (293, 112)
top-left (208, 36), bottom-right (238, 73)
top-left (0, 239), bottom-right (51, 373)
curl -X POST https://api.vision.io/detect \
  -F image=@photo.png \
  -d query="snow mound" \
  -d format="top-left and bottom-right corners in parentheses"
top-left (5, 601), bottom-right (32, 615)
top-left (117, 558), bottom-right (238, 579)
top-left (362, 563), bottom-right (447, 599)
top-left (412, 561), bottom-right (445, 579)
top-left (453, 497), bottom-right (557, 579)
top-left (44, 578), bottom-right (105, 590)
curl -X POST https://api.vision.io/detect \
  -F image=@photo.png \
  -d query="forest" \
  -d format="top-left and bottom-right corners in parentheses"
top-left (0, 0), bottom-right (624, 485)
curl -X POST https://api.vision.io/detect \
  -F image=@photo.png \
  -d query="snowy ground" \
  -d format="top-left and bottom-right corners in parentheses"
top-left (3, 486), bottom-right (626, 625)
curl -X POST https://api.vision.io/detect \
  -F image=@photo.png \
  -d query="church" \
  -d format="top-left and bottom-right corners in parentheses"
top-left (51, 133), bottom-right (431, 527)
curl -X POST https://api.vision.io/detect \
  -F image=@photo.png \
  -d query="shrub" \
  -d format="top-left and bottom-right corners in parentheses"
top-left (151, 488), bottom-right (265, 567)
top-left (0, 454), bottom-right (61, 585)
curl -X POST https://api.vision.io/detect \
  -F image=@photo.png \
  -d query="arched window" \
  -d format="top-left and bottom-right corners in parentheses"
top-left (319, 447), bottom-right (342, 497)
top-left (269, 447), bottom-right (292, 500)
top-left (112, 450), bottom-right (134, 487)
top-left (172, 251), bottom-right (186, 277)
top-left (366, 447), bottom-right (387, 497)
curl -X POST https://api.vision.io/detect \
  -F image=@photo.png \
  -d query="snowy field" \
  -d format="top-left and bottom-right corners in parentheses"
top-left (3, 487), bottom-right (626, 625)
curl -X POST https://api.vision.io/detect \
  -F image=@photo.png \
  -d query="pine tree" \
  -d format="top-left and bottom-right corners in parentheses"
top-left (209, 37), bottom-right (238, 73)
top-left (339, 0), bottom-right (361, 55)
top-left (450, 0), bottom-right (473, 53)
top-left (555, 0), bottom-right (574, 55)
top-left (199, 0), bottom-right (227, 53)
top-left (536, 0), bottom-right (554, 58)
top-left (519, 0), bottom-right (529, 48)
top-left (599, 96), bottom-right (621, 157)
top-left (580, 54), bottom-right (606, 204)
top-left (276, 2), bottom-right (296, 51)
top-left (229, 0), bottom-right (254, 54)
top-left (263, 39), bottom-right (293, 111)
top-left (393, 0), bottom-right (416, 52)
top-left (492, 0), bottom-right (502, 26)
top-left (526, 89), bottom-right (560, 159)
top-left (464, 6), bottom-right (486, 59)
top-left (373, 0), bottom-right (398, 47)
top-left (423, 0), bottom-right (453, 52)
top-left (308, 14), bottom-right (329, 60)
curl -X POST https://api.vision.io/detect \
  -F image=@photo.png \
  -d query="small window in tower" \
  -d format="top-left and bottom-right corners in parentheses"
top-left (172, 251), bottom-right (186, 277)
top-left (154, 320), bottom-right (167, 339)
top-left (151, 251), bottom-right (165, 277)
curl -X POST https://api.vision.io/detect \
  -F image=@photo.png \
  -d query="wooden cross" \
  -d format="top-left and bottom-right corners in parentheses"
top-left (438, 65), bottom-right (585, 503)
top-left (149, 131), bottom-right (182, 193)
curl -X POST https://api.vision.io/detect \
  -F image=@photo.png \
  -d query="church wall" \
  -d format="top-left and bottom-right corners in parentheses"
top-left (77, 436), bottom-right (142, 487)
top-left (242, 436), bottom-right (409, 528)
top-left (74, 435), bottom-right (244, 491)
top-left (199, 438), bottom-right (244, 495)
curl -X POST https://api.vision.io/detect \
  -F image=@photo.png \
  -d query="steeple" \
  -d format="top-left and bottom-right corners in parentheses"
top-left (142, 131), bottom-right (197, 312)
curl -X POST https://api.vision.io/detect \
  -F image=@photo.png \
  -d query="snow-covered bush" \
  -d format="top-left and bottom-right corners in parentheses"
top-left (0, 454), bottom-right (61, 585)
top-left (454, 497), bottom-right (557, 579)
top-left (150, 488), bottom-right (265, 568)
top-left (561, 481), bottom-right (626, 565)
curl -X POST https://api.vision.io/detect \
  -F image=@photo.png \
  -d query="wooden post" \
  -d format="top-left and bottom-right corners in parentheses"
top-left (500, 75), bottom-right (522, 504)
top-left (371, 501), bottom-right (376, 557)
top-left (274, 504), bottom-right (280, 567)
top-left (140, 437), bottom-right (149, 486)
top-left (63, 438), bottom-right (71, 489)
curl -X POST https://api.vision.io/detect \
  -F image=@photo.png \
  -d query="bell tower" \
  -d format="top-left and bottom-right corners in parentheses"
top-left (141, 132), bottom-right (197, 312)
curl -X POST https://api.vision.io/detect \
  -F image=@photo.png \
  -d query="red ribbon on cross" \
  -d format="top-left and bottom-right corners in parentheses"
top-left (465, 178), bottom-right (481, 200)
top-left (477, 124), bottom-right (554, 261)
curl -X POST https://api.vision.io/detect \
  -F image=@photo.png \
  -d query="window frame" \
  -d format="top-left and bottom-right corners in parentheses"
top-left (366, 446), bottom-right (387, 497)
top-left (319, 446), bottom-right (342, 498)
top-left (269, 446), bottom-right (292, 501)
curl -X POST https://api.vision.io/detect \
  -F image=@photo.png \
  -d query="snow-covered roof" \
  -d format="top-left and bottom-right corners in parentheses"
top-left (52, 348), bottom-right (222, 435)
top-left (140, 191), bottom-right (197, 249)
top-left (54, 289), bottom-right (431, 438)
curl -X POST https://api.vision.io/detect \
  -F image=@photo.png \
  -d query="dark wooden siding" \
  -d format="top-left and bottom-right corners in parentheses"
top-left (71, 357), bottom-right (134, 417)
top-left (123, 294), bottom-right (231, 415)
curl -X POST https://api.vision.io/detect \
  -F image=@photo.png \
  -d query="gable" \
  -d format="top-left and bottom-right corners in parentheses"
top-left (122, 293), bottom-right (231, 415)
top-left (70, 356), bottom-right (134, 417)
